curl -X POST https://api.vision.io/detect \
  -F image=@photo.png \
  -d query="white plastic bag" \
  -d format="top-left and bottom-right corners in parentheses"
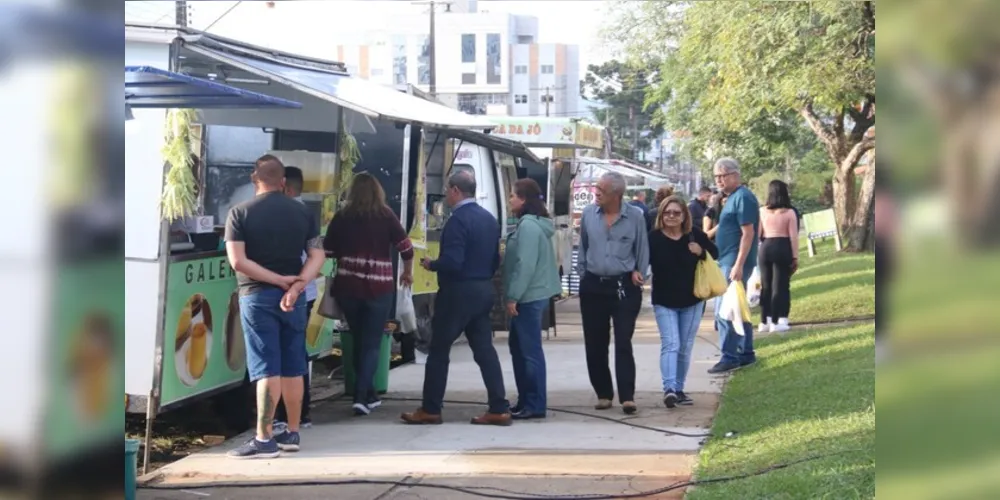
top-left (396, 285), bottom-right (418, 333)
top-left (747, 266), bottom-right (762, 308)
top-left (719, 281), bottom-right (752, 337)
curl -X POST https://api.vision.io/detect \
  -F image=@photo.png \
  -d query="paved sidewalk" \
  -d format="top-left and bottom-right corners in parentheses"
top-left (139, 297), bottom-right (725, 499)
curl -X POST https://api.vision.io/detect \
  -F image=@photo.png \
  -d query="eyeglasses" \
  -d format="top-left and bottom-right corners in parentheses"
top-left (662, 210), bottom-right (684, 218)
top-left (714, 172), bottom-right (735, 180)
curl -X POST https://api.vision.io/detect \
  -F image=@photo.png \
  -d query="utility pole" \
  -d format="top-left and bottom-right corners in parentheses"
top-left (175, 0), bottom-right (188, 27)
top-left (414, 1), bottom-right (453, 98)
top-left (544, 86), bottom-right (551, 117)
top-left (629, 105), bottom-right (639, 160)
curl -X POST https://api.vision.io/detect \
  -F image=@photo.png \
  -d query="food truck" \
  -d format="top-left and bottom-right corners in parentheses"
top-left (124, 25), bottom-right (539, 453)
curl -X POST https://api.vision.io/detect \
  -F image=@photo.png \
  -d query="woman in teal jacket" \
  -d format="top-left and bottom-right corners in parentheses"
top-left (503, 178), bottom-right (563, 419)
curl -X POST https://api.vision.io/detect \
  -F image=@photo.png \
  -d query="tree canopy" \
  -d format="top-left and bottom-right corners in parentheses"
top-left (582, 59), bottom-right (664, 161)
top-left (606, 0), bottom-right (876, 249)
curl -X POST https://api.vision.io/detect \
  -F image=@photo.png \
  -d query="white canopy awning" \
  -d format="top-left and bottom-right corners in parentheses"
top-left (185, 43), bottom-right (496, 131)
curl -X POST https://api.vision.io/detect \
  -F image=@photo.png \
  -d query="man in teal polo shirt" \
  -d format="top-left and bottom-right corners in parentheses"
top-left (709, 158), bottom-right (760, 374)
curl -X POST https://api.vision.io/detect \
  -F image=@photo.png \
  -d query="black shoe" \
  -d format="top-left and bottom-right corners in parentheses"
top-left (676, 392), bottom-right (694, 406)
top-left (740, 358), bottom-right (758, 367)
top-left (511, 403), bottom-right (524, 414)
top-left (663, 390), bottom-right (678, 409)
top-left (352, 402), bottom-right (371, 416)
top-left (511, 410), bottom-right (546, 420)
top-left (708, 361), bottom-right (741, 374)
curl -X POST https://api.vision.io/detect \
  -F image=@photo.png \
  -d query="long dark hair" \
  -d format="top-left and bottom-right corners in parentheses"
top-left (514, 178), bottom-right (549, 218)
top-left (766, 180), bottom-right (793, 210)
top-left (340, 172), bottom-right (391, 218)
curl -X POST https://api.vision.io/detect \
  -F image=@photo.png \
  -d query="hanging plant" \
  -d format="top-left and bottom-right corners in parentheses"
top-left (335, 132), bottom-right (362, 209)
top-left (159, 109), bottom-right (199, 222)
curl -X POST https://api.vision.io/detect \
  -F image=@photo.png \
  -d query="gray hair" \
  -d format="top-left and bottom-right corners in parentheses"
top-left (714, 157), bottom-right (741, 175)
top-left (599, 172), bottom-right (627, 196)
top-left (447, 170), bottom-right (476, 198)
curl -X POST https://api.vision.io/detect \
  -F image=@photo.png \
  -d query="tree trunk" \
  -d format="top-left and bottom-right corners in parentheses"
top-left (846, 155), bottom-right (876, 251)
top-left (831, 165), bottom-right (856, 241)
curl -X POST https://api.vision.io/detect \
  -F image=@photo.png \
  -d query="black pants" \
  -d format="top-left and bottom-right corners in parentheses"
top-left (275, 299), bottom-right (315, 423)
top-left (579, 273), bottom-right (642, 403)
top-left (759, 238), bottom-right (793, 324)
top-left (422, 280), bottom-right (509, 415)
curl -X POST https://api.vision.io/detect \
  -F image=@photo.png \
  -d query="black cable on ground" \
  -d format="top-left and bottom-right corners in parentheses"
top-left (309, 395), bottom-right (713, 439)
top-left (138, 449), bottom-right (863, 499)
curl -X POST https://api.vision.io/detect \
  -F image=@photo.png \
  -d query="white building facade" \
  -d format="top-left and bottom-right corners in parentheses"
top-left (333, 2), bottom-right (581, 118)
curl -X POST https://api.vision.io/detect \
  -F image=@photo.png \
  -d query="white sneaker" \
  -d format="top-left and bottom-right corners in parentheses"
top-left (758, 321), bottom-right (773, 333)
top-left (773, 318), bottom-right (791, 333)
top-left (414, 350), bottom-right (428, 365)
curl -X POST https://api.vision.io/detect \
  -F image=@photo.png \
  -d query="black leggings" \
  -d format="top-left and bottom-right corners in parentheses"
top-left (759, 238), bottom-right (793, 323)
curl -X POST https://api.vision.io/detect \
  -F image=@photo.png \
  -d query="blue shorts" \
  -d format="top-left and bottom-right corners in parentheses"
top-left (239, 288), bottom-right (308, 382)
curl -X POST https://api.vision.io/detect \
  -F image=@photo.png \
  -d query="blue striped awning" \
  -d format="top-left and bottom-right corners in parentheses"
top-left (125, 66), bottom-right (302, 109)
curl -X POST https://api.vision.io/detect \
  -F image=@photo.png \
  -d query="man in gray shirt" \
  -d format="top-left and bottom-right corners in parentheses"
top-left (577, 172), bottom-right (649, 415)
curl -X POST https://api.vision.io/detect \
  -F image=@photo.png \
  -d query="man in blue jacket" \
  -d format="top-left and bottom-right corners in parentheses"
top-left (401, 171), bottom-right (511, 426)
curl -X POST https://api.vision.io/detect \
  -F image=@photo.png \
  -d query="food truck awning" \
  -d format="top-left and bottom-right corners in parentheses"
top-left (184, 42), bottom-right (496, 131)
top-left (125, 66), bottom-right (303, 109)
top-left (575, 157), bottom-right (670, 182)
top-left (442, 128), bottom-right (542, 164)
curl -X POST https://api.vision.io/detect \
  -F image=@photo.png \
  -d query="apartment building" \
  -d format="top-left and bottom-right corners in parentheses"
top-left (333, 1), bottom-right (581, 117)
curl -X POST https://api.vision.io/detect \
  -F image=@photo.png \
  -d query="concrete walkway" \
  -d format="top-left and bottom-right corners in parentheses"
top-left (139, 297), bottom-right (726, 499)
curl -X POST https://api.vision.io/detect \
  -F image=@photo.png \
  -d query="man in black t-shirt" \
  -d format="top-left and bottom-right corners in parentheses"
top-left (689, 186), bottom-right (712, 231)
top-left (224, 155), bottom-right (325, 459)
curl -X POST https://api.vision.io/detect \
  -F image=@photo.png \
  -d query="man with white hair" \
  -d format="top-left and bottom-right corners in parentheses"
top-left (709, 158), bottom-right (760, 374)
top-left (577, 171), bottom-right (649, 415)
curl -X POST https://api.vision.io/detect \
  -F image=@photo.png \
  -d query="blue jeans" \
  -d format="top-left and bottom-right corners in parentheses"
top-left (654, 303), bottom-right (705, 393)
top-left (338, 292), bottom-right (394, 405)
top-left (715, 261), bottom-right (757, 365)
top-left (508, 299), bottom-right (549, 413)
top-left (240, 288), bottom-right (308, 383)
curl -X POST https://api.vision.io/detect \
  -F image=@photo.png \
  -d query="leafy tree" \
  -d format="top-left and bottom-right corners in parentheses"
top-left (879, 0), bottom-right (1000, 247)
top-left (609, 0), bottom-right (875, 250)
top-left (583, 59), bottom-right (664, 161)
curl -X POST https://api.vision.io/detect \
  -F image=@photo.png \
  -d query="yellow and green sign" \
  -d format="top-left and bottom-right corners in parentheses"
top-left (47, 259), bottom-right (125, 459)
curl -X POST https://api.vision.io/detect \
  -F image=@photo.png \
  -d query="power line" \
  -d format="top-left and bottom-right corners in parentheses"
top-left (203, 1), bottom-right (242, 32)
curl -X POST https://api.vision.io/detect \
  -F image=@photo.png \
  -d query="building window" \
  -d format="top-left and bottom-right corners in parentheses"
top-left (514, 65), bottom-right (528, 75)
top-left (541, 65), bottom-right (554, 74)
top-left (462, 73), bottom-right (476, 84)
top-left (461, 34), bottom-right (475, 63)
top-left (514, 94), bottom-right (528, 104)
top-left (486, 33), bottom-right (501, 84)
top-left (392, 35), bottom-right (407, 85)
top-left (458, 93), bottom-right (508, 115)
top-left (541, 94), bottom-right (555, 103)
top-left (418, 36), bottom-right (431, 85)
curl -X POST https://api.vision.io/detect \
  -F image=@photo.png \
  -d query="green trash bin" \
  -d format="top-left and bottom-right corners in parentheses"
top-left (340, 331), bottom-right (392, 396)
top-left (125, 439), bottom-right (140, 500)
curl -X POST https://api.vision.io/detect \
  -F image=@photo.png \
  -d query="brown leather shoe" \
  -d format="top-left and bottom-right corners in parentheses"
top-left (594, 399), bottom-right (613, 410)
top-left (622, 401), bottom-right (638, 415)
top-left (400, 408), bottom-right (443, 425)
top-left (470, 412), bottom-right (513, 426)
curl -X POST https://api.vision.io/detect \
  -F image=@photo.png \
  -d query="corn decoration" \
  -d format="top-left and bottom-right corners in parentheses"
top-left (334, 132), bottom-right (361, 209)
top-left (159, 108), bottom-right (199, 222)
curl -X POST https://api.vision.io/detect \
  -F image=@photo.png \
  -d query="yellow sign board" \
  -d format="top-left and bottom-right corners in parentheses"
top-left (574, 122), bottom-right (605, 150)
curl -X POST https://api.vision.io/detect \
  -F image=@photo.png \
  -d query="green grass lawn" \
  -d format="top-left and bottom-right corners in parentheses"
top-left (750, 237), bottom-right (875, 324)
top-left (688, 323), bottom-right (876, 499)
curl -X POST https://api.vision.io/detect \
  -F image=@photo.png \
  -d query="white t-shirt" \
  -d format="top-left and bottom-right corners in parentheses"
top-left (295, 196), bottom-right (319, 302)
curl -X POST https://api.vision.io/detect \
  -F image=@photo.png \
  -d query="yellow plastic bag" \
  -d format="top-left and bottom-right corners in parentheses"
top-left (734, 281), bottom-right (752, 323)
top-left (720, 281), bottom-right (753, 336)
top-left (694, 254), bottom-right (728, 300)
